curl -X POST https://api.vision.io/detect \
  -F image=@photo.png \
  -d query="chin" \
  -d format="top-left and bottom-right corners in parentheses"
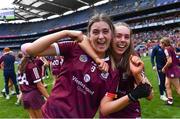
top-left (116, 50), bottom-right (124, 55)
top-left (98, 47), bottom-right (108, 52)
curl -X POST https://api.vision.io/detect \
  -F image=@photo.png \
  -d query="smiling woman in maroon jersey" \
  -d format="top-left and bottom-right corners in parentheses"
top-left (21, 13), bottom-right (119, 118)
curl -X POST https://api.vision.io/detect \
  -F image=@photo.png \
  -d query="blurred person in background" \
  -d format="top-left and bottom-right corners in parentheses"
top-left (161, 37), bottom-right (180, 105)
top-left (0, 47), bottom-right (20, 100)
top-left (50, 56), bottom-right (64, 85)
top-left (151, 39), bottom-right (167, 101)
top-left (17, 54), bottom-right (49, 118)
top-left (175, 41), bottom-right (180, 66)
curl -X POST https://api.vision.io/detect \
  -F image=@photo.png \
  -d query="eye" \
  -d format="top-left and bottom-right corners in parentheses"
top-left (103, 29), bottom-right (109, 34)
top-left (125, 34), bottom-right (130, 39)
top-left (116, 34), bottom-right (122, 38)
top-left (92, 30), bottom-right (99, 35)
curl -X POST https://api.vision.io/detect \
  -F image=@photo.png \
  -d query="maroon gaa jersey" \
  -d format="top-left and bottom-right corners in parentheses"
top-left (41, 42), bottom-right (119, 118)
top-left (17, 60), bottom-right (42, 92)
top-left (164, 46), bottom-right (180, 78)
top-left (108, 71), bottom-right (141, 118)
top-left (51, 56), bottom-right (63, 76)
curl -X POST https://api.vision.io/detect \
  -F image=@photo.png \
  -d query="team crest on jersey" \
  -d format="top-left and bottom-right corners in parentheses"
top-left (79, 55), bottom-right (88, 62)
top-left (100, 72), bottom-right (109, 80)
top-left (84, 74), bottom-right (91, 82)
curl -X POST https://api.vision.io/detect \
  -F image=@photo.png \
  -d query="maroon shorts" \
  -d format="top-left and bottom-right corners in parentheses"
top-left (166, 65), bottom-right (180, 78)
top-left (22, 90), bottom-right (45, 109)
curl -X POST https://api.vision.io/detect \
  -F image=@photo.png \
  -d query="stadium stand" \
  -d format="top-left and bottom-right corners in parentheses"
top-left (0, 0), bottom-right (179, 52)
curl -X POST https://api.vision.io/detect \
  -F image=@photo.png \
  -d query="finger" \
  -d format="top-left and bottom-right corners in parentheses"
top-left (98, 62), bottom-right (103, 69)
top-left (101, 62), bottom-right (107, 72)
top-left (103, 63), bottom-right (109, 72)
top-left (98, 62), bottom-right (108, 72)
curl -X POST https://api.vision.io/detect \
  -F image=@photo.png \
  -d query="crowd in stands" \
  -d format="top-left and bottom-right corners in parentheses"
top-left (0, 0), bottom-right (179, 37)
top-left (132, 28), bottom-right (179, 47)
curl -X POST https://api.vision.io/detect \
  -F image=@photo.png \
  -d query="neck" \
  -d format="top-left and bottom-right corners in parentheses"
top-left (97, 52), bottom-right (105, 59)
top-left (113, 53), bottom-right (122, 63)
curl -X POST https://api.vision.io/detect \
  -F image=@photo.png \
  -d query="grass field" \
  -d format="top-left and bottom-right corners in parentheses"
top-left (0, 56), bottom-right (179, 118)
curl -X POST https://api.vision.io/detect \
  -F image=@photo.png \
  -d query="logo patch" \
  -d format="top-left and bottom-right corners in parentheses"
top-left (79, 55), bottom-right (88, 62)
top-left (84, 74), bottom-right (91, 82)
top-left (100, 72), bottom-right (109, 79)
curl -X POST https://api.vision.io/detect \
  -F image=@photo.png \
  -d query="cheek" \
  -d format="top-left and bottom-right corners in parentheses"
top-left (89, 39), bottom-right (96, 48)
top-left (127, 40), bottom-right (131, 46)
top-left (112, 42), bottom-right (118, 51)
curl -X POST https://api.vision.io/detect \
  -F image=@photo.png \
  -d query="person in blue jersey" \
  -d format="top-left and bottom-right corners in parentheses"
top-left (151, 40), bottom-right (167, 101)
top-left (0, 47), bottom-right (20, 100)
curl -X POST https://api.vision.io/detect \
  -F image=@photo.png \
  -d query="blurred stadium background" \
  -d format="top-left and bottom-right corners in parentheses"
top-left (0, 0), bottom-right (179, 118)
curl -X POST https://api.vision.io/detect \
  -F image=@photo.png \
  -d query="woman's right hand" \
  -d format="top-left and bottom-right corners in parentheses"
top-left (95, 57), bottom-right (109, 72)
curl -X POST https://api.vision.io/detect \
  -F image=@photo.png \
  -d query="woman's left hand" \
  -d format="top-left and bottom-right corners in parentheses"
top-left (130, 55), bottom-right (144, 75)
top-left (95, 57), bottom-right (109, 72)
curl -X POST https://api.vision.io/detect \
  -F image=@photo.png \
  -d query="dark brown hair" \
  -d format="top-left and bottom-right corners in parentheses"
top-left (87, 13), bottom-right (115, 38)
top-left (113, 22), bottom-right (135, 75)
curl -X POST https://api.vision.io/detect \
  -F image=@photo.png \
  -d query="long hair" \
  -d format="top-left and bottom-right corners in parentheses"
top-left (113, 22), bottom-right (135, 75)
top-left (160, 37), bottom-right (171, 47)
top-left (18, 56), bottom-right (35, 74)
top-left (87, 13), bottom-right (116, 69)
top-left (18, 57), bottom-right (29, 74)
top-left (87, 13), bottom-right (115, 38)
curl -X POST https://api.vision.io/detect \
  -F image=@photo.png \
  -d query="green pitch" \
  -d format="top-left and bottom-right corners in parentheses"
top-left (0, 56), bottom-right (179, 118)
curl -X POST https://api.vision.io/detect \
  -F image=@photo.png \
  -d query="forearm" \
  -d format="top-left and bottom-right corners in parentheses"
top-left (163, 60), bottom-right (171, 70)
top-left (100, 95), bottom-right (130, 116)
top-left (78, 38), bottom-right (99, 60)
top-left (37, 82), bottom-right (49, 98)
top-left (26, 30), bottom-right (69, 56)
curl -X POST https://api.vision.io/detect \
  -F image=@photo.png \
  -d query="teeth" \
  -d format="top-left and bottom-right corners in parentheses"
top-left (97, 41), bottom-right (105, 44)
top-left (117, 44), bottom-right (126, 48)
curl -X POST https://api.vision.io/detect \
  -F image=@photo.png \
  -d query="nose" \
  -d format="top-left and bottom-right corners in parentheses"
top-left (121, 36), bottom-right (126, 41)
top-left (98, 32), bottom-right (104, 39)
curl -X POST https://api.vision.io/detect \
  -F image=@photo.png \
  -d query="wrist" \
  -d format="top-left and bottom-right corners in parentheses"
top-left (134, 74), bottom-right (143, 84)
top-left (94, 57), bottom-right (100, 63)
top-left (128, 93), bottom-right (137, 102)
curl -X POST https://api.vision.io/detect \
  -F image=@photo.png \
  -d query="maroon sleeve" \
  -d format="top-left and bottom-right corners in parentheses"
top-left (57, 41), bottom-right (77, 58)
top-left (30, 65), bottom-right (42, 83)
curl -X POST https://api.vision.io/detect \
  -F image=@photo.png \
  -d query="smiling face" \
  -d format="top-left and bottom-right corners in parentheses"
top-left (89, 21), bottom-right (112, 57)
top-left (112, 25), bottom-right (131, 57)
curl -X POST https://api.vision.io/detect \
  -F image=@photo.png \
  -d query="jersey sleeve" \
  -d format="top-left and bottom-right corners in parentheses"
top-left (55, 41), bottom-right (77, 57)
top-left (31, 66), bottom-right (42, 83)
top-left (164, 49), bottom-right (170, 58)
